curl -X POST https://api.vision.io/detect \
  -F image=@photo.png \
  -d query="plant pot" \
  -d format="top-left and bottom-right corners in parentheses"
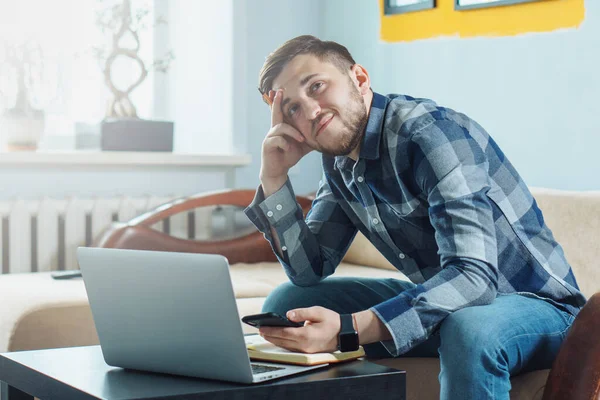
top-left (0, 109), bottom-right (45, 152)
top-left (100, 118), bottom-right (174, 152)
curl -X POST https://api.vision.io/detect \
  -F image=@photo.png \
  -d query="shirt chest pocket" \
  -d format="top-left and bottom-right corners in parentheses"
top-left (378, 203), bottom-right (436, 248)
top-left (378, 198), bottom-right (427, 220)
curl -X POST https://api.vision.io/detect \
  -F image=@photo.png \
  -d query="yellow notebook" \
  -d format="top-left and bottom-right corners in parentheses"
top-left (245, 335), bottom-right (365, 366)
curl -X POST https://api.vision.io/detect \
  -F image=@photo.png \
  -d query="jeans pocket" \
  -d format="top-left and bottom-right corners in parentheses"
top-left (560, 313), bottom-right (576, 338)
top-left (516, 291), bottom-right (576, 320)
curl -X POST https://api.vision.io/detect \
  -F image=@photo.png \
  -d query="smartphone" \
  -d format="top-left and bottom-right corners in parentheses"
top-left (242, 312), bottom-right (304, 328)
top-left (51, 270), bottom-right (82, 280)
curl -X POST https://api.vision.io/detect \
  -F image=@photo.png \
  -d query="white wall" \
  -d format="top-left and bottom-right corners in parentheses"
top-left (0, 166), bottom-right (228, 200)
top-left (155, 0), bottom-right (234, 154)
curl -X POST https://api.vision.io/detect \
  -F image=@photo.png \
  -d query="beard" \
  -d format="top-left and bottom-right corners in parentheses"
top-left (316, 84), bottom-right (368, 158)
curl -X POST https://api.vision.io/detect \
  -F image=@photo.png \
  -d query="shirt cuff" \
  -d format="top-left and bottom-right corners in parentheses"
top-left (258, 180), bottom-right (298, 227)
top-left (243, 184), bottom-right (270, 234)
top-left (243, 178), bottom-right (298, 234)
top-left (370, 292), bottom-right (427, 357)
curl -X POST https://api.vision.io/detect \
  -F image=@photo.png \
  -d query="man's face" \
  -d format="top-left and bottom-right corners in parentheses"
top-left (271, 54), bottom-right (369, 157)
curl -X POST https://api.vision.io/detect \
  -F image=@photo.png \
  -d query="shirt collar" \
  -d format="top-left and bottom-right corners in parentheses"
top-left (359, 91), bottom-right (389, 160)
top-left (331, 91), bottom-right (389, 171)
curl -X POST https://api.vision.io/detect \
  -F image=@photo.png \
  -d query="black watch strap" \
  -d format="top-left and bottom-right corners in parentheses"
top-left (338, 314), bottom-right (359, 352)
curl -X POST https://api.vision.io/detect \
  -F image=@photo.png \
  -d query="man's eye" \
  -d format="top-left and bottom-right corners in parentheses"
top-left (310, 82), bottom-right (323, 93)
top-left (288, 105), bottom-right (298, 117)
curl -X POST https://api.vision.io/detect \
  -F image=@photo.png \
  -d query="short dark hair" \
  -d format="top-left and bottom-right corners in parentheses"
top-left (258, 35), bottom-right (356, 100)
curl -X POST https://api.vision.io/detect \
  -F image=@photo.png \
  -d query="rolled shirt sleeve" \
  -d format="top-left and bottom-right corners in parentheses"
top-left (244, 176), bottom-right (358, 286)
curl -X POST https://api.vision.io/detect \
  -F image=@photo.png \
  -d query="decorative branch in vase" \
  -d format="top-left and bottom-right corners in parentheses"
top-left (93, 0), bottom-right (174, 152)
top-left (0, 41), bottom-right (46, 151)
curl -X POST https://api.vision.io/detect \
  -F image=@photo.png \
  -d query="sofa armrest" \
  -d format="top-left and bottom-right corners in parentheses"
top-left (94, 189), bottom-right (313, 265)
top-left (542, 292), bottom-right (600, 400)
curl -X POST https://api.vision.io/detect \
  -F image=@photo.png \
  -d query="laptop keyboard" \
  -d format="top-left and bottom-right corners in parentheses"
top-left (251, 363), bottom-right (285, 375)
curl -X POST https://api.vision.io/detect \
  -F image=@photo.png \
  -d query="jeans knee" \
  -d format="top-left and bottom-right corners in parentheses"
top-left (262, 282), bottom-right (313, 315)
top-left (439, 310), bottom-right (502, 369)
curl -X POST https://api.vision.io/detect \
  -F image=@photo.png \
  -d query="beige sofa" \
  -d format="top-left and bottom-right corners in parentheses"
top-left (0, 187), bottom-right (598, 400)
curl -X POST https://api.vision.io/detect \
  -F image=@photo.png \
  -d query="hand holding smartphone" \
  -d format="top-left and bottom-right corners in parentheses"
top-left (242, 312), bottom-right (304, 328)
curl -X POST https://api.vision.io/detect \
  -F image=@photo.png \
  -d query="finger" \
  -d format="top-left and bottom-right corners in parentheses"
top-left (265, 136), bottom-right (290, 153)
top-left (266, 124), bottom-right (305, 148)
top-left (259, 326), bottom-right (285, 337)
top-left (267, 123), bottom-right (304, 143)
top-left (261, 335), bottom-right (303, 352)
top-left (270, 90), bottom-right (284, 127)
top-left (259, 326), bottom-right (303, 340)
top-left (301, 141), bottom-right (314, 155)
top-left (287, 306), bottom-right (325, 323)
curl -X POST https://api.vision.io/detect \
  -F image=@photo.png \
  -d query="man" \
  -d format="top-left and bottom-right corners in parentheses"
top-left (244, 35), bottom-right (585, 399)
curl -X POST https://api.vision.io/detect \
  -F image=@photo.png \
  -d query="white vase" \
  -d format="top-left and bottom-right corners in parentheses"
top-left (0, 109), bottom-right (45, 151)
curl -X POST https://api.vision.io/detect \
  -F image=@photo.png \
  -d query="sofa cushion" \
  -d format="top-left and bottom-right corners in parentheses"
top-left (229, 261), bottom-right (409, 298)
top-left (0, 273), bottom-right (98, 352)
top-left (530, 188), bottom-right (600, 299)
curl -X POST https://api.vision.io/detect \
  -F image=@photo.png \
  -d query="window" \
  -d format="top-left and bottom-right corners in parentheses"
top-left (384, 0), bottom-right (435, 15)
top-left (0, 0), bottom-right (236, 154)
top-left (455, 0), bottom-right (543, 11)
top-left (0, 0), bottom-right (154, 144)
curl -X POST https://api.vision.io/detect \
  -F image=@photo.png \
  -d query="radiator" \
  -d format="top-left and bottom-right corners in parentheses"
top-left (0, 195), bottom-right (218, 274)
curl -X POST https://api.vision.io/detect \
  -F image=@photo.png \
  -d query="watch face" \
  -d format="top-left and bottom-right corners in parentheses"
top-left (339, 331), bottom-right (359, 352)
top-left (338, 314), bottom-right (359, 352)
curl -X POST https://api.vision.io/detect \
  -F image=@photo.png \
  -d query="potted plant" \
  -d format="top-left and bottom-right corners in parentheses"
top-left (93, 0), bottom-right (174, 152)
top-left (0, 40), bottom-right (46, 151)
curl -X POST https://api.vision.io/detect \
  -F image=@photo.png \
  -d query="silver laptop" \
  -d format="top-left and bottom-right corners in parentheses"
top-left (76, 247), bottom-right (327, 384)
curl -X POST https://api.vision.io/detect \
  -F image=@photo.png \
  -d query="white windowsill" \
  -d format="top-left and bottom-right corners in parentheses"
top-left (0, 151), bottom-right (252, 167)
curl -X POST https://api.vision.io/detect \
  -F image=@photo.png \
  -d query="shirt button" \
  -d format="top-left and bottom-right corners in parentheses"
top-left (267, 211), bottom-right (274, 217)
top-left (357, 176), bottom-right (364, 183)
top-left (372, 218), bottom-right (379, 225)
top-left (399, 253), bottom-right (406, 259)
top-left (276, 204), bottom-right (283, 211)
top-left (281, 246), bottom-right (287, 251)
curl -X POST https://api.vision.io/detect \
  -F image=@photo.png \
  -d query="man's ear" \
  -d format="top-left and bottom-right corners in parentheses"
top-left (350, 64), bottom-right (371, 95)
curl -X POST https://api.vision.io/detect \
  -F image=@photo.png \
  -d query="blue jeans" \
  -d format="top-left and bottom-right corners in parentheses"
top-left (262, 277), bottom-right (575, 400)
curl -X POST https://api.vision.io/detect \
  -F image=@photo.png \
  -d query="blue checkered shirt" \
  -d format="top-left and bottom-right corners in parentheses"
top-left (245, 92), bottom-right (585, 356)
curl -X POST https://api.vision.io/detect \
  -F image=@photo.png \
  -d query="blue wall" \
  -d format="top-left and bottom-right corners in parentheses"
top-left (321, 0), bottom-right (600, 191)
top-left (233, 0), bottom-right (324, 195)
top-left (235, 0), bottom-right (599, 192)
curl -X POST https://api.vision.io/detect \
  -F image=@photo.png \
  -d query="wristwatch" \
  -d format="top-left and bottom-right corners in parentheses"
top-left (338, 314), bottom-right (359, 352)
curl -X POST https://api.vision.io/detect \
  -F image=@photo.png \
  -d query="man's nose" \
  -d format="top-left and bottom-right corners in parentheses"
top-left (303, 99), bottom-right (321, 121)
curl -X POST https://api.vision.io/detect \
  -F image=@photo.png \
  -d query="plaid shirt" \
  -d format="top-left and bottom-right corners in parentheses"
top-left (245, 92), bottom-right (585, 356)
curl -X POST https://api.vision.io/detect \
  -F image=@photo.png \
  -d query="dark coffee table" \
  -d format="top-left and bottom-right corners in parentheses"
top-left (0, 346), bottom-right (405, 399)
